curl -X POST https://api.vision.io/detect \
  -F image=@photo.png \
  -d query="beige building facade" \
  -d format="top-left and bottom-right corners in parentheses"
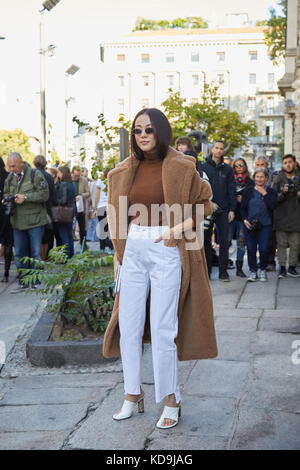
top-left (278, 0), bottom-right (300, 161)
top-left (100, 27), bottom-right (285, 163)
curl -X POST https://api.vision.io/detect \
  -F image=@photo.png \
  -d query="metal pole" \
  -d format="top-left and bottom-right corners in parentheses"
top-left (119, 127), bottom-right (129, 161)
top-left (40, 10), bottom-right (46, 156)
top-left (65, 75), bottom-right (68, 161)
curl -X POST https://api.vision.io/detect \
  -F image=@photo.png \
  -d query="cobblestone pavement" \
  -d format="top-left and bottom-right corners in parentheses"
top-left (0, 246), bottom-right (300, 450)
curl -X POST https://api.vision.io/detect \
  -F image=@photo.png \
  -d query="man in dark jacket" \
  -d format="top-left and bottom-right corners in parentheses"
top-left (201, 141), bottom-right (236, 281)
top-left (271, 154), bottom-right (300, 278)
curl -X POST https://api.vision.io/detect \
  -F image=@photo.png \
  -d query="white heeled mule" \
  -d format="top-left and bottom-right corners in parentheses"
top-left (156, 403), bottom-right (181, 429)
top-left (113, 395), bottom-right (144, 420)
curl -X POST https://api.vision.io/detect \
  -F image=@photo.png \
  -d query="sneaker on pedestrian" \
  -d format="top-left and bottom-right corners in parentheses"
top-left (278, 266), bottom-right (287, 279)
top-left (258, 269), bottom-right (267, 282)
top-left (248, 271), bottom-right (257, 282)
top-left (287, 266), bottom-right (300, 277)
top-left (219, 270), bottom-right (230, 282)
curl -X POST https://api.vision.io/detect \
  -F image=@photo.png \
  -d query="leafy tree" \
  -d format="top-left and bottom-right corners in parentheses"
top-left (0, 128), bottom-right (35, 164)
top-left (133, 16), bottom-right (208, 31)
top-left (49, 146), bottom-right (61, 166)
top-left (256, 20), bottom-right (267, 26)
top-left (264, 0), bottom-right (287, 65)
top-left (72, 113), bottom-right (131, 192)
top-left (172, 18), bottom-right (186, 29)
top-left (162, 81), bottom-right (257, 157)
top-left (185, 17), bottom-right (209, 29)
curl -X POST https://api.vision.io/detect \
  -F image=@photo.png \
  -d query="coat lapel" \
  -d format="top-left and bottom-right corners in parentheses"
top-left (107, 147), bottom-right (195, 264)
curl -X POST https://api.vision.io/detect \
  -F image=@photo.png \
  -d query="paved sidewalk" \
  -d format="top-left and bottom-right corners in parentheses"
top-left (0, 249), bottom-right (300, 450)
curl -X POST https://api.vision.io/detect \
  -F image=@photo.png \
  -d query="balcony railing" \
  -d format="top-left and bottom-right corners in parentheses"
top-left (250, 135), bottom-right (282, 145)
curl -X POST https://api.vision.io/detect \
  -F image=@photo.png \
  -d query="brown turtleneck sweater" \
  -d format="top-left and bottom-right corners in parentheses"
top-left (129, 153), bottom-right (197, 227)
top-left (129, 154), bottom-right (167, 226)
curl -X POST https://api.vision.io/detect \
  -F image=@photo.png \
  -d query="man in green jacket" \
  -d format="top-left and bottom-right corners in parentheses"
top-left (3, 152), bottom-right (49, 291)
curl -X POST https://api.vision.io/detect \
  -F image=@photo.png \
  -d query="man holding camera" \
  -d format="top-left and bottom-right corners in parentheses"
top-left (271, 154), bottom-right (300, 278)
top-left (201, 141), bottom-right (236, 281)
top-left (3, 152), bottom-right (49, 291)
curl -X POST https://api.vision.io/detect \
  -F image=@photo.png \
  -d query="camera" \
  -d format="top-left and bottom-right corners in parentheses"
top-left (210, 207), bottom-right (223, 223)
top-left (287, 175), bottom-right (299, 193)
top-left (204, 207), bottom-right (223, 230)
top-left (235, 174), bottom-right (247, 194)
top-left (247, 218), bottom-right (262, 232)
top-left (2, 194), bottom-right (16, 216)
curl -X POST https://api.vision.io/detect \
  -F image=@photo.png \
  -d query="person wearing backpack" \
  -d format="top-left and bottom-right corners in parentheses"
top-left (3, 152), bottom-right (49, 292)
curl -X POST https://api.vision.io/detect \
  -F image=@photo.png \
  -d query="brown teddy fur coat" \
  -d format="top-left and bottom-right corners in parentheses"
top-left (103, 147), bottom-right (218, 361)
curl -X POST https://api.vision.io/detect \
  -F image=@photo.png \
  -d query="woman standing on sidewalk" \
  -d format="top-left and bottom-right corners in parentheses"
top-left (232, 158), bottom-right (254, 277)
top-left (241, 167), bottom-right (277, 282)
top-left (103, 108), bottom-right (217, 429)
top-left (54, 166), bottom-right (76, 258)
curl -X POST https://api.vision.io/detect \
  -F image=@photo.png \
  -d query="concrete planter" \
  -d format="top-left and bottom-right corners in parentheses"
top-left (26, 309), bottom-right (114, 367)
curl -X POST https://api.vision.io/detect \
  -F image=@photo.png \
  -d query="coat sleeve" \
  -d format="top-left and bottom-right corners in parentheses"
top-left (189, 170), bottom-right (213, 220)
top-left (81, 178), bottom-right (91, 199)
top-left (228, 167), bottom-right (237, 212)
top-left (264, 188), bottom-right (278, 210)
top-left (271, 174), bottom-right (287, 203)
top-left (240, 188), bottom-right (250, 221)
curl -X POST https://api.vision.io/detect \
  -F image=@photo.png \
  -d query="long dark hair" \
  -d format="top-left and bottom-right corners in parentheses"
top-left (232, 157), bottom-right (250, 179)
top-left (58, 165), bottom-right (72, 182)
top-left (131, 108), bottom-right (172, 161)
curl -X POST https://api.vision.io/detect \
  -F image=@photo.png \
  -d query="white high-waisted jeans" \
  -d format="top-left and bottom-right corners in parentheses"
top-left (119, 224), bottom-right (182, 404)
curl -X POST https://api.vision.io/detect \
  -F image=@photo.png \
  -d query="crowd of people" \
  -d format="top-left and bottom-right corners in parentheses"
top-left (1, 138), bottom-right (300, 292)
top-left (0, 153), bottom-right (112, 292)
top-left (174, 137), bottom-right (300, 282)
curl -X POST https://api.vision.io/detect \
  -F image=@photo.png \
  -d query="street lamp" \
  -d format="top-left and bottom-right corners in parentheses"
top-left (65, 65), bottom-right (80, 161)
top-left (39, 0), bottom-right (61, 156)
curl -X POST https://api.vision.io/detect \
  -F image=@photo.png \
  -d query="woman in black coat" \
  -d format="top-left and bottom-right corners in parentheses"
top-left (0, 157), bottom-right (14, 282)
top-left (54, 166), bottom-right (76, 258)
top-left (240, 167), bottom-right (277, 282)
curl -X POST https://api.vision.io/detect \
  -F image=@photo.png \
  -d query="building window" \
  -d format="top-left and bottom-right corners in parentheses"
top-left (267, 96), bottom-right (274, 114)
top-left (216, 51), bottom-right (225, 61)
top-left (266, 120), bottom-right (274, 141)
top-left (142, 98), bottom-right (149, 109)
top-left (117, 54), bottom-right (125, 62)
top-left (249, 73), bottom-right (256, 84)
top-left (191, 52), bottom-right (200, 62)
top-left (192, 74), bottom-right (199, 86)
top-left (166, 54), bottom-right (174, 63)
top-left (190, 98), bottom-right (198, 105)
top-left (268, 73), bottom-right (275, 88)
top-left (217, 74), bottom-right (225, 85)
top-left (167, 75), bottom-right (174, 88)
top-left (248, 96), bottom-right (256, 109)
top-left (118, 99), bottom-right (125, 113)
top-left (141, 53), bottom-right (150, 63)
top-left (142, 75), bottom-right (149, 86)
top-left (249, 50), bottom-right (258, 60)
top-left (118, 75), bottom-right (125, 87)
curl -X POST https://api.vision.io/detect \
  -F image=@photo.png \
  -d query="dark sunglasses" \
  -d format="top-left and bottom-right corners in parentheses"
top-left (132, 127), bottom-right (155, 135)
top-left (234, 163), bottom-right (245, 168)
